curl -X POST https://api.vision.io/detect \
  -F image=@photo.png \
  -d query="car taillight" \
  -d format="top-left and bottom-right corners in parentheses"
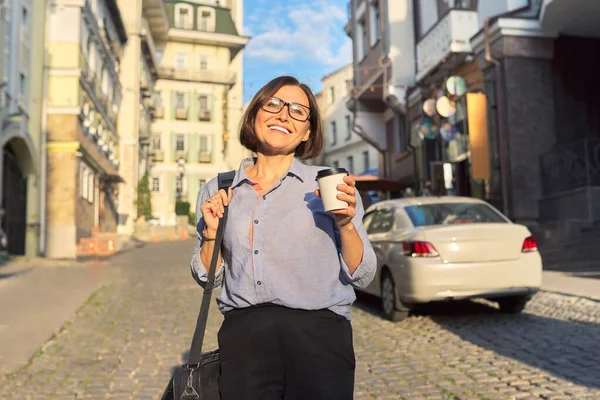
top-left (402, 241), bottom-right (439, 257)
top-left (522, 236), bottom-right (538, 253)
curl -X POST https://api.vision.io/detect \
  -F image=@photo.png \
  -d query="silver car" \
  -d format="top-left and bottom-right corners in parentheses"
top-left (359, 196), bottom-right (543, 321)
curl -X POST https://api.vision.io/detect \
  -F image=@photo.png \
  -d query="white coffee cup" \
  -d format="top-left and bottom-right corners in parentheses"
top-left (316, 168), bottom-right (350, 212)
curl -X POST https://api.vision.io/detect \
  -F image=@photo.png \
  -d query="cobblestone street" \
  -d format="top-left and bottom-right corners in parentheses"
top-left (1, 240), bottom-right (599, 400)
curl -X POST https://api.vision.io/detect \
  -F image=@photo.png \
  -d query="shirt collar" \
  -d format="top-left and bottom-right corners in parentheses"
top-left (230, 157), bottom-right (307, 188)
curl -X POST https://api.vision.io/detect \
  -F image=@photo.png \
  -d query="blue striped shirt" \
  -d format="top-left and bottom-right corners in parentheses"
top-left (190, 157), bottom-right (377, 320)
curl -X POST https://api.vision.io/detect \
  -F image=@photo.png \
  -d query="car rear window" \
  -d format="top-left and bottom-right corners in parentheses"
top-left (404, 203), bottom-right (507, 227)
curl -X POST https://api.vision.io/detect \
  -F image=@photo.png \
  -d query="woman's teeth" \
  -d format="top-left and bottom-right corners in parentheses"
top-left (270, 126), bottom-right (290, 134)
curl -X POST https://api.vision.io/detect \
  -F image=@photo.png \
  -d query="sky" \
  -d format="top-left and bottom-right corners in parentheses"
top-left (242, 0), bottom-right (352, 103)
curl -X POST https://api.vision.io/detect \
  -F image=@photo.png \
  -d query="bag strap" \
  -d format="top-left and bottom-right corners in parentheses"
top-left (188, 170), bottom-right (236, 365)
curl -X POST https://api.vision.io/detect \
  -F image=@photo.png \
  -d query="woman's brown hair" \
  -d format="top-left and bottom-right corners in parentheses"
top-left (239, 76), bottom-right (323, 159)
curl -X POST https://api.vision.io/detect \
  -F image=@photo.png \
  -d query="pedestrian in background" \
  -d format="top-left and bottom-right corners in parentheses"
top-left (190, 76), bottom-right (376, 399)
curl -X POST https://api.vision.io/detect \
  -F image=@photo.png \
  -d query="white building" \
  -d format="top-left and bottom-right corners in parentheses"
top-left (148, 0), bottom-right (249, 226)
top-left (0, 0), bottom-right (37, 255)
top-left (320, 63), bottom-right (378, 176)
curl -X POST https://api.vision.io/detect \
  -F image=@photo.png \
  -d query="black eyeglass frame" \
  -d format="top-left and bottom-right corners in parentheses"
top-left (261, 96), bottom-right (311, 122)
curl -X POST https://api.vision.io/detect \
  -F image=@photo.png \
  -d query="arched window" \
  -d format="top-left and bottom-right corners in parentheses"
top-left (175, 4), bottom-right (193, 29)
top-left (197, 7), bottom-right (215, 32)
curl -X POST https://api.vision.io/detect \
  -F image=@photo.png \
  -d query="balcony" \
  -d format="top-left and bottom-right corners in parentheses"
top-left (198, 151), bottom-right (212, 163)
top-left (198, 109), bottom-right (211, 121)
top-left (175, 107), bottom-right (188, 120)
top-left (416, 9), bottom-right (479, 81)
top-left (176, 150), bottom-right (188, 161)
top-left (157, 66), bottom-right (237, 86)
top-left (154, 105), bottom-right (164, 119)
top-left (150, 150), bottom-right (164, 162)
top-left (541, 0), bottom-right (600, 38)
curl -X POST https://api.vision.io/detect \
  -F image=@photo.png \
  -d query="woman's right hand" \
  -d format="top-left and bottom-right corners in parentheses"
top-left (199, 188), bottom-right (233, 233)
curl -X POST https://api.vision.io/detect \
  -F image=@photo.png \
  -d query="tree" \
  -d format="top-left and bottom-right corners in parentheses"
top-left (137, 172), bottom-right (153, 220)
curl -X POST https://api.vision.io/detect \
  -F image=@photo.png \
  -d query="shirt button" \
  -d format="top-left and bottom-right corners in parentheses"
top-left (254, 250), bottom-right (259, 254)
top-left (262, 195), bottom-right (266, 200)
top-left (257, 281), bottom-right (262, 285)
top-left (254, 220), bottom-right (258, 224)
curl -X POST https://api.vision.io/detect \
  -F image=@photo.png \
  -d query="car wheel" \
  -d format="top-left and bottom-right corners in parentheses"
top-left (381, 272), bottom-right (409, 322)
top-left (497, 295), bottom-right (529, 313)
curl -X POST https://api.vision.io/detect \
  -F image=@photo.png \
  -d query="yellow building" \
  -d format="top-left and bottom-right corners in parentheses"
top-left (116, 0), bottom-right (168, 235)
top-left (148, 0), bottom-right (249, 226)
top-left (44, 0), bottom-right (128, 258)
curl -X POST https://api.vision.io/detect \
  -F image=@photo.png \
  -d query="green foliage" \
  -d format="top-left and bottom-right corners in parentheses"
top-left (136, 172), bottom-right (153, 220)
top-left (175, 200), bottom-right (191, 216)
top-left (189, 212), bottom-right (196, 226)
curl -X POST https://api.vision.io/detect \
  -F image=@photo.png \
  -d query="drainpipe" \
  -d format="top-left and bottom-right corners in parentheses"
top-left (484, 18), bottom-right (510, 217)
top-left (39, 5), bottom-right (50, 256)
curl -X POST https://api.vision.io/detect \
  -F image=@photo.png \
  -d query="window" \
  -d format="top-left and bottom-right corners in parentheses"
top-left (156, 49), bottom-right (163, 63)
top-left (176, 7), bottom-right (190, 29)
top-left (198, 95), bottom-right (208, 110)
top-left (176, 92), bottom-right (185, 108)
top-left (199, 136), bottom-right (209, 152)
top-left (80, 163), bottom-right (95, 203)
top-left (22, 7), bottom-right (27, 26)
top-left (151, 135), bottom-right (161, 150)
top-left (176, 134), bottom-right (185, 151)
top-left (199, 55), bottom-right (208, 70)
top-left (19, 73), bottom-right (26, 97)
top-left (347, 155), bottom-right (354, 174)
top-left (155, 91), bottom-right (163, 108)
top-left (357, 20), bottom-right (368, 60)
top-left (404, 203), bottom-right (507, 227)
top-left (198, 8), bottom-right (215, 32)
top-left (332, 160), bottom-right (339, 169)
top-left (363, 151), bottom-right (369, 172)
top-left (199, 179), bottom-right (206, 189)
top-left (152, 177), bottom-right (160, 192)
top-left (345, 115), bottom-right (352, 140)
top-left (176, 53), bottom-right (186, 69)
top-left (365, 209), bottom-right (395, 234)
top-left (370, 2), bottom-right (381, 47)
top-left (329, 86), bottom-right (335, 104)
top-left (331, 121), bottom-right (337, 146)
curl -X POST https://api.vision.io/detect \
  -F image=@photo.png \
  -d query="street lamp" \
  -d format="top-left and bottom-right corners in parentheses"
top-left (176, 158), bottom-right (185, 201)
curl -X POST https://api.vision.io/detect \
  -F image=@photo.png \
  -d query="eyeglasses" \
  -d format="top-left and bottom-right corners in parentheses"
top-left (261, 96), bottom-right (310, 122)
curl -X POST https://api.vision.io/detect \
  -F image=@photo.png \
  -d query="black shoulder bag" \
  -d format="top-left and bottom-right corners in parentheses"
top-left (161, 170), bottom-right (236, 400)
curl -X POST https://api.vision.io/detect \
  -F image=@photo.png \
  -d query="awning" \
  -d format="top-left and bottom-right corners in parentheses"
top-left (351, 174), bottom-right (407, 191)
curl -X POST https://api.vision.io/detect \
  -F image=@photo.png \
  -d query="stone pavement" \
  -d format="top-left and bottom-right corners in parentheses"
top-left (0, 240), bottom-right (598, 399)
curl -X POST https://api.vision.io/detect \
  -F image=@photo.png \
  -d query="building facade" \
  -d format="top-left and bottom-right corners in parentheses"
top-left (148, 0), bottom-right (249, 226)
top-left (44, 0), bottom-right (128, 258)
top-left (0, 0), bottom-right (37, 255)
top-left (345, 0), bottom-right (416, 189)
top-left (320, 63), bottom-right (378, 177)
top-left (116, 0), bottom-right (168, 235)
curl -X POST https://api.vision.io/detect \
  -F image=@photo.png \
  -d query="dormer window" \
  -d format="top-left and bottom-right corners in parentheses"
top-left (197, 7), bottom-right (216, 32)
top-left (175, 4), bottom-right (193, 29)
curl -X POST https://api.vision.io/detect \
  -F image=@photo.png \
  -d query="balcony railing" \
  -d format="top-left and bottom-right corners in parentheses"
top-left (540, 139), bottom-right (600, 196)
top-left (198, 109), bottom-right (211, 121)
top-left (416, 8), bottom-right (479, 80)
top-left (198, 151), bottom-right (212, 163)
top-left (157, 66), bottom-right (236, 85)
top-left (175, 107), bottom-right (188, 120)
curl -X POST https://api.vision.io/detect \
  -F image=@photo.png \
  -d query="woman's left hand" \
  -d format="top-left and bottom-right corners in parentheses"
top-left (314, 175), bottom-right (357, 229)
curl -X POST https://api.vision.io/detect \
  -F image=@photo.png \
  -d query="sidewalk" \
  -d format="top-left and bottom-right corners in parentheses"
top-left (541, 270), bottom-right (600, 301)
top-left (0, 258), bottom-right (118, 375)
top-left (0, 254), bottom-right (598, 376)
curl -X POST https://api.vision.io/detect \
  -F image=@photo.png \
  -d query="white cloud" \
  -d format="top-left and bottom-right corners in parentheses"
top-left (245, 0), bottom-right (352, 69)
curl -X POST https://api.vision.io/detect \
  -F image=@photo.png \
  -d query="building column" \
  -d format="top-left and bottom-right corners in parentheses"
top-left (45, 142), bottom-right (78, 259)
top-left (476, 35), bottom-right (557, 222)
top-left (117, 0), bottom-right (143, 235)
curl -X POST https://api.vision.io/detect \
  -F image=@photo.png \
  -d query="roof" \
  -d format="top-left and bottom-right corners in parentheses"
top-left (371, 196), bottom-right (490, 208)
top-left (166, 1), bottom-right (240, 36)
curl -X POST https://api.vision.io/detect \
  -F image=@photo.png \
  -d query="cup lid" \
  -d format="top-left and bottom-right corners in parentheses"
top-left (316, 168), bottom-right (349, 180)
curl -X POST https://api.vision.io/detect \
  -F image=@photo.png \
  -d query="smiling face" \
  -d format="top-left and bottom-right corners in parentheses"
top-left (253, 85), bottom-right (312, 157)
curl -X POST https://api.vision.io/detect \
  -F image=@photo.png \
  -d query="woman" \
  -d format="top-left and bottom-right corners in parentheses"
top-left (191, 76), bottom-right (376, 399)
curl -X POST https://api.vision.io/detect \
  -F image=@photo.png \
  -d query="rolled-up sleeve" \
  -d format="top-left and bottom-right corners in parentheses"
top-left (339, 191), bottom-right (377, 288)
top-left (190, 181), bottom-right (225, 288)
